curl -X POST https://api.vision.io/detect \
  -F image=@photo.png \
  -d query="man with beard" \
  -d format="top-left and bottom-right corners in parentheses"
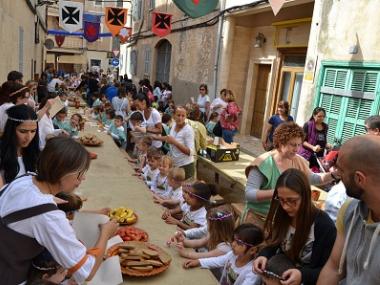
top-left (317, 135), bottom-right (380, 285)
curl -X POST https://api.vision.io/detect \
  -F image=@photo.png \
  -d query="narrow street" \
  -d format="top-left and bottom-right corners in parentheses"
top-left (0, 1), bottom-right (379, 285)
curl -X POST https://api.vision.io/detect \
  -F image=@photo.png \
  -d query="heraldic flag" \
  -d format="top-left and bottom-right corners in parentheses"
top-left (118, 27), bottom-right (132, 44)
top-left (152, 12), bottom-right (172, 38)
top-left (105, 7), bottom-right (128, 37)
top-left (83, 13), bottom-right (101, 42)
top-left (55, 35), bottom-right (65, 47)
top-left (172, 0), bottom-right (218, 18)
top-left (59, 1), bottom-right (83, 33)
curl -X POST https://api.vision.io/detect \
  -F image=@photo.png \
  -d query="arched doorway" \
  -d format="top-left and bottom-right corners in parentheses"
top-left (155, 39), bottom-right (172, 83)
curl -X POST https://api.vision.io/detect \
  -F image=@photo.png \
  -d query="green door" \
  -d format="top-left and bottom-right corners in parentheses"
top-left (316, 65), bottom-right (380, 145)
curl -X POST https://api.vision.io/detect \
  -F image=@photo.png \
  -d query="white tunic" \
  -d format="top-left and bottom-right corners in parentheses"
top-left (169, 123), bottom-right (195, 167)
top-left (200, 251), bottom-right (261, 285)
top-left (0, 176), bottom-right (95, 284)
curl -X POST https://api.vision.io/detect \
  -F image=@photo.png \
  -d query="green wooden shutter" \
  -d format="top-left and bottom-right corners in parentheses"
top-left (319, 93), bottom-right (342, 144)
top-left (317, 66), bottom-right (380, 145)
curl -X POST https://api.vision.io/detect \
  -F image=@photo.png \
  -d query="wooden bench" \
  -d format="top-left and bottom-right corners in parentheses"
top-left (232, 203), bottom-right (245, 221)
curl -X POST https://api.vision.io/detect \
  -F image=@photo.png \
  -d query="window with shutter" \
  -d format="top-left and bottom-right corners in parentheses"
top-left (316, 62), bottom-right (380, 145)
top-left (132, 0), bottom-right (142, 21)
top-left (19, 27), bottom-right (24, 74)
top-left (144, 46), bottom-right (151, 75)
top-left (131, 50), bottom-right (138, 75)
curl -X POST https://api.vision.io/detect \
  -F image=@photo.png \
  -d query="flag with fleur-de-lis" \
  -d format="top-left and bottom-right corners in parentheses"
top-left (105, 7), bottom-right (128, 36)
top-left (152, 12), bottom-right (172, 37)
top-left (59, 1), bottom-right (83, 33)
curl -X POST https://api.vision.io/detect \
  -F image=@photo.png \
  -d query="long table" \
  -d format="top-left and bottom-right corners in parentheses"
top-left (76, 121), bottom-right (218, 284)
top-left (196, 152), bottom-right (327, 212)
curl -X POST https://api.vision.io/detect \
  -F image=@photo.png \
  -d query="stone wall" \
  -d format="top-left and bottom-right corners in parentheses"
top-left (129, 0), bottom-right (219, 103)
top-left (0, 0), bottom-right (46, 82)
top-left (297, 0), bottom-right (380, 124)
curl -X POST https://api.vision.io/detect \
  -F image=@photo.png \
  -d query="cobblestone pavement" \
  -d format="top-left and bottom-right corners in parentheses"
top-left (234, 134), bottom-right (265, 158)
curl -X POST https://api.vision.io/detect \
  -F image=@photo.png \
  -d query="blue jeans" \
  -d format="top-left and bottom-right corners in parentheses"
top-left (222, 129), bottom-right (237, 144)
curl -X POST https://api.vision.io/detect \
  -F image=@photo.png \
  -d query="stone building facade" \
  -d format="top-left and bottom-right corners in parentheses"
top-left (127, 0), bottom-right (219, 103)
top-left (0, 0), bottom-right (47, 82)
top-left (219, 0), bottom-right (314, 138)
top-left (46, 0), bottom-right (116, 73)
top-left (298, 0), bottom-right (380, 145)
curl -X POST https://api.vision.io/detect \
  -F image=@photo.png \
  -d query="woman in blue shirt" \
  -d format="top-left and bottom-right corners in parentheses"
top-left (262, 101), bottom-right (293, 151)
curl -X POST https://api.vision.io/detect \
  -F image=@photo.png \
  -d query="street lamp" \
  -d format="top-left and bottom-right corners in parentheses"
top-left (254, 33), bottom-right (266, 48)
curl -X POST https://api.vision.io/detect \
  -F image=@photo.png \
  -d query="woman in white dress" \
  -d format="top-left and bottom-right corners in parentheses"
top-left (0, 137), bottom-right (118, 284)
top-left (0, 105), bottom-right (40, 188)
top-left (0, 81), bottom-right (31, 134)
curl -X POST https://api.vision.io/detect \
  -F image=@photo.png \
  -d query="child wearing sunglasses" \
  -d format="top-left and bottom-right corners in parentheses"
top-left (183, 223), bottom-right (263, 285)
top-left (162, 181), bottom-right (217, 230)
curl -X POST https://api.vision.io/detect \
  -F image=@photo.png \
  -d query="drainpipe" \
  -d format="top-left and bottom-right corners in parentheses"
top-left (212, 0), bottom-right (226, 100)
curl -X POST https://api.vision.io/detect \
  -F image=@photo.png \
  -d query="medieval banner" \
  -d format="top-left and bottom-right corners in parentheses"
top-left (152, 12), bottom-right (172, 38)
top-left (118, 27), bottom-right (132, 44)
top-left (83, 13), bottom-right (101, 42)
top-left (59, 1), bottom-right (83, 33)
top-left (105, 7), bottom-right (128, 36)
top-left (54, 35), bottom-right (65, 47)
top-left (172, 0), bottom-right (218, 18)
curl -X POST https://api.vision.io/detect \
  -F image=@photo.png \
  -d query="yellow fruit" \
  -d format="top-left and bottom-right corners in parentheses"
top-left (126, 214), bottom-right (137, 224)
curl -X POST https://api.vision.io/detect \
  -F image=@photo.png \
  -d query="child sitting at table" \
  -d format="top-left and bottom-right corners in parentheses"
top-left (65, 113), bottom-right (83, 138)
top-left (92, 93), bottom-right (103, 108)
top-left (151, 155), bottom-right (173, 197)
top-left (183, 223), bottom-right (263, 285)
top-left (153, 167), bottom-right (185, 208)
top-left (92, 105), bottom-right (106, 125)
top-left (103, 109), bottom-right (115, 129)
top-left (129, 111), bottom-right (146, 133)
top-left (52, 108), bottom-right (70, 133)
top-left (168, 204), bottom-right (234, 259)
top-left (108, 115), bottom-right (126, 147)
top-left (56, 192), bottom-right (110, 222)
top-left (28, 250), bottom-right (68, 285)
top-left (161, 181), bottom-right (216, 230)
top-left (131, 136), bottom-right (153, 171)
top-left (141, 147), bottom-right (161, 187)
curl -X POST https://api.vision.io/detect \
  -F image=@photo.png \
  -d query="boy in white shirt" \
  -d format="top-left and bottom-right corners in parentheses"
top-left (150, 156), bottom-right (172, 198)
top-left (141, 147), bottom-right (161, 187)
top-left (153, 167), bottom-right (185, 208)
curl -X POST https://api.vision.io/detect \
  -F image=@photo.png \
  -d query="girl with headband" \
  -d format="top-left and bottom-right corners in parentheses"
top-left (162, 181), bottom-right (217, 230)
top-left (183, 223), bottom-right (263, 285)
top-left (0, 105), bottom-right (39, 188)
top-left (168, 205), bottom-right (235, 269)
top-left (0, 81), bottom-right (31, 134)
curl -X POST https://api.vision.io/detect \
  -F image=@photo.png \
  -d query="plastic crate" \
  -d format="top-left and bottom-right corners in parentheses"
top-left (206, 145), bottom-right (240, 163)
